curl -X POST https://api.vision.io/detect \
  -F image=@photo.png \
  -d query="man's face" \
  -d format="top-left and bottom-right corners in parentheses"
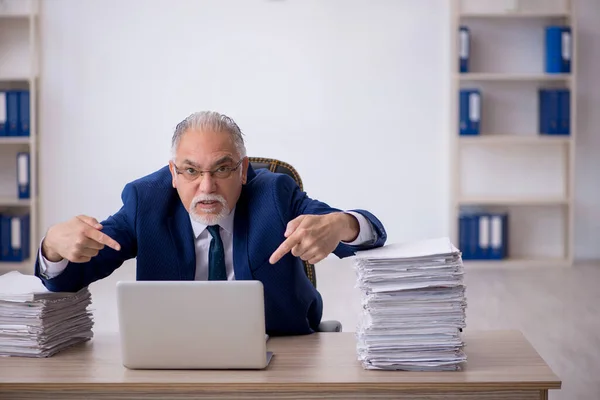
top-left (169, 129), bottom-right (248, 226)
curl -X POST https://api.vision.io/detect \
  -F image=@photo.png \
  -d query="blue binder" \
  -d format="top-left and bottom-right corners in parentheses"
top-left (19, 90), bottom-right (30, 136)
top-left (6, 91), bottom-right (19, 136)
top-left (558, 89), bottom-right (570, 135)
top-left (459, 215), bottom-right (469, 259)
top-left (0, 214), bottom-right (9, 260)
top-left (477, 214), bottom-right (490, 259)
top-left (459, 89), bottom-right (481, 135)
top-left (539, 89), bottom-right (560, 135)
top-left (0, 213), bottom-right (30, 262)
top-left (0, 91), bottom-right (6, 136)
top-left (17, 152), bottom-right (30, 199)
top-left (545, 26), bottom-right (572, 73)
top-left (488, 213), bottom-right (509, 259)
top-left (459, 26), bottom-right (470, 73)
top-left (561, 26), bottom-right (572, 73)
top-left (467, 214), bottom-right (479, 260)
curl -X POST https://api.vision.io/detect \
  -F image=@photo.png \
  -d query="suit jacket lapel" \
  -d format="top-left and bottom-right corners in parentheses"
top-left (233, 165), bottom-right (257, 281)
top-left (233, 186), bottom-right (252, 280)
top-left (168, 200), bottom-right (196, 280)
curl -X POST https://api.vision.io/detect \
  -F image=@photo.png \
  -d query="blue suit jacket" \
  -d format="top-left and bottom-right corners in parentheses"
top-left (35, 165), bottom-right (386, 335)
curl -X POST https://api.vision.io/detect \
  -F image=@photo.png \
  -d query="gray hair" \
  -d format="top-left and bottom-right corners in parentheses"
top-left (171, 111), bottom-right (247, 159)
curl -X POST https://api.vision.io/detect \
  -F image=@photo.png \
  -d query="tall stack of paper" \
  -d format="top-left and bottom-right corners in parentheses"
top-left (354, 237), bottom-right (467, 371)
top-left (0, 271), bottom-right (94, 357)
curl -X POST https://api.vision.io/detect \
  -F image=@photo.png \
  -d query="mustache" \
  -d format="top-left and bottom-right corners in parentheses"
top-left (191, 194), bottom-right (227, 206)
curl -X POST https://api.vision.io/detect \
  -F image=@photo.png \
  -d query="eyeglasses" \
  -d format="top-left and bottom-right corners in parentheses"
top-left (173, 159), bottom-right (243, 181)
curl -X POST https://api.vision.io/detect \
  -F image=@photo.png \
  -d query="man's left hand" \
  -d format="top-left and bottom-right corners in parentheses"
top-left (269, 212), bottom-right (359, 265)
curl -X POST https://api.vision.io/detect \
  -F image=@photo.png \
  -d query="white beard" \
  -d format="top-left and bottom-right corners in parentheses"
top-left (189, 194), bottom-right (230, 226)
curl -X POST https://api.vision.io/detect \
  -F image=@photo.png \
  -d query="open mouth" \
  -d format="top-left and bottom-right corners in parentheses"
top-left (196, 200), bottom-right (221, 211)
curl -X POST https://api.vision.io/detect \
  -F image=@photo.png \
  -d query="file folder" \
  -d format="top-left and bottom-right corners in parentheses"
top-left (0, 213), bottom-right (30, 262)
top-left (558, 89), bottom-right (570, 135)
top-left (489, 213), bottom-right (509, 260)
top-left (17, 152), bottom-right (30, 199)
top-left (459, 89), bottom-right (481, 135)
top-left (459, 26), bottom-right (470, 73)
top-left (6, 91), bottom-right (19, 136)
top-left (545, 26), bottom-right (571, 73)
top-left (459, 215), bottom-right (469, 259)
top-left (0, 214), bottom-right (8, 260)
top-left (0, 91), bottom-right (6, 136)
top-left (477, 214), bottom-right (490, 259)
top-left (18, 90), bottom-right (30, 136)
top-left (561, 26), bottom-right (571, 74)
top-left (459, 213), bottom-right (479, 260)
top-left (539, 89), bottom-right (560, 135)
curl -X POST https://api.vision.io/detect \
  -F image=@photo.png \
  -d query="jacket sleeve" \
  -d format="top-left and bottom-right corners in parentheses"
top-left (34, 183), bottom-right (139, 292)
top-left (272, 174), bottom-right (387, 259)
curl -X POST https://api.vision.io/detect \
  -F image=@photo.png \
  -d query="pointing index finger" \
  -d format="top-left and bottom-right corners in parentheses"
top-left (85, 226), bottom-right (121, 251)
top-left (269, 234), bottom-right (302, 264)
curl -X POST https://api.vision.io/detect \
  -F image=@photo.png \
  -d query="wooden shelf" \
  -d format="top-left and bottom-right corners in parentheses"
top-left (0, 259), bottom-right (34, 275)
top-left (0, 76), bottom-right (34, 83)
top-left (460, 12), bottom-right (570, 19)
top-left (0, 197), bottom-right (32, 207)
top-left (458, 197), bottom-right (569, 206)
top-left (457, 73), bottom-right (571, 82)
top-left (459, 135), bottom-right (572, 145)
top-left (463, 257), bottom-right (571, 268)
top-left (0, 136), bottom-right (32, 145)
top-left (0, 14), bottom-right (32, 19)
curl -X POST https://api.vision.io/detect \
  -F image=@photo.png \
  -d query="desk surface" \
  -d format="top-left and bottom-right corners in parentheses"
top-left (0, 330), bottom-right (560, 399)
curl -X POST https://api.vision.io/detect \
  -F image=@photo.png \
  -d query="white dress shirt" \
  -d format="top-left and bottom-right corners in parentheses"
top-left (39, 211), bottom-right (376, 280)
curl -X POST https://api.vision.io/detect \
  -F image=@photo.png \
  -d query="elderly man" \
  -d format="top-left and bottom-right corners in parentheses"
top-left (35, 111), bottom-right (387, 335)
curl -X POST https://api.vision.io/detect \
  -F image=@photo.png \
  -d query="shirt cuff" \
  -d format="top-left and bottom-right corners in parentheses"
top-left (341, 211), bottom-right (376, 246)
top-left (38, 239), bottom-right (68, 279)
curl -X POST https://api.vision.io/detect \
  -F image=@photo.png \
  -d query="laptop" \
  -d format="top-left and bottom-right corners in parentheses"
top-left (116, 280), bottom-right (273, 370)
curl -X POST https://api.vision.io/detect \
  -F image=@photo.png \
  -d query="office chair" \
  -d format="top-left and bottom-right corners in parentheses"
top-left (249, 157), bottom-right (343, 333)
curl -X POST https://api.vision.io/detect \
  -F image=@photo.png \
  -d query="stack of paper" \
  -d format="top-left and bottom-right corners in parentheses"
top-left (354, 237), bottom-right (467, 371)
top-left (0, 271), bottom-right (94, 357)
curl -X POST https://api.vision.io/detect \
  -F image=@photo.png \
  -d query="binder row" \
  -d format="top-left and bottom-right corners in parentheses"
top-left (458, 89), bottom-right (570, 136)
top-left (459, 213), bottom-right (508, 260)
top-left (0, 212), bottom-right (30, 262)
top-left (0, 90), bottom-right (30, 137)
top-left (459, 25), bottom-right (571, 74)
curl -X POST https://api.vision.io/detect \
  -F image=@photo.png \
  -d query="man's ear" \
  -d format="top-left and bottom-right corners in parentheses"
top-left (168, 161), bottom-right (177, 188)
top-left (241, 157), bottom-right (249, 184)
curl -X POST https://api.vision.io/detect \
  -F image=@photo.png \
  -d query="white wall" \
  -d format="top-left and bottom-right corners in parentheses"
top-left (39, 0), bottom-right (450, 246)
top-left (37, 0), bottom-right (600, 331)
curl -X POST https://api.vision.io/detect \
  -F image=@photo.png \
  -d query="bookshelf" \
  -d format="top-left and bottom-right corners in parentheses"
top-left (458, 73), bottom-right (571, 82)
top-left (450, 0), bottom-right (576, 268)
top-left (0, 0), bottom-right (39, 275)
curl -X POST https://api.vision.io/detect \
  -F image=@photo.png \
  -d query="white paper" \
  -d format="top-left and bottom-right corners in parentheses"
top-left (0, 272), bottom-right (94, 358)
top-left (353, 237), bottom-right (467, 371)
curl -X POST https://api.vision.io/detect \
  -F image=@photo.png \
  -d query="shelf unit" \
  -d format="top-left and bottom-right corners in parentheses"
top-left (458, 73), bottom-right (571, 82)
top-left (450, 0), bottom-right (576, 268)
top-left (0, 0), bottom-right (39, 275)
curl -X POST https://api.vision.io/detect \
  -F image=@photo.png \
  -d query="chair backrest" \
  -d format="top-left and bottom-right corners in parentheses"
top-left (248, 157), bottom-right (316, 288)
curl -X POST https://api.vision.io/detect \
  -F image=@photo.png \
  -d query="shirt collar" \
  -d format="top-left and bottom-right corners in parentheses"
top-left (190, 206), bottom-right (236, 239)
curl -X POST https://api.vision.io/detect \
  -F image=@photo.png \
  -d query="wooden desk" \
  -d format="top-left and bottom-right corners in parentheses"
top-left (0, 330), bottom-right (560, 400)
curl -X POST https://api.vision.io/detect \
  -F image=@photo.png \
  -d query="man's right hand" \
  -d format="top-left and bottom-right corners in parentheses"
top-left (41, 215), bottom-right (121, 263)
